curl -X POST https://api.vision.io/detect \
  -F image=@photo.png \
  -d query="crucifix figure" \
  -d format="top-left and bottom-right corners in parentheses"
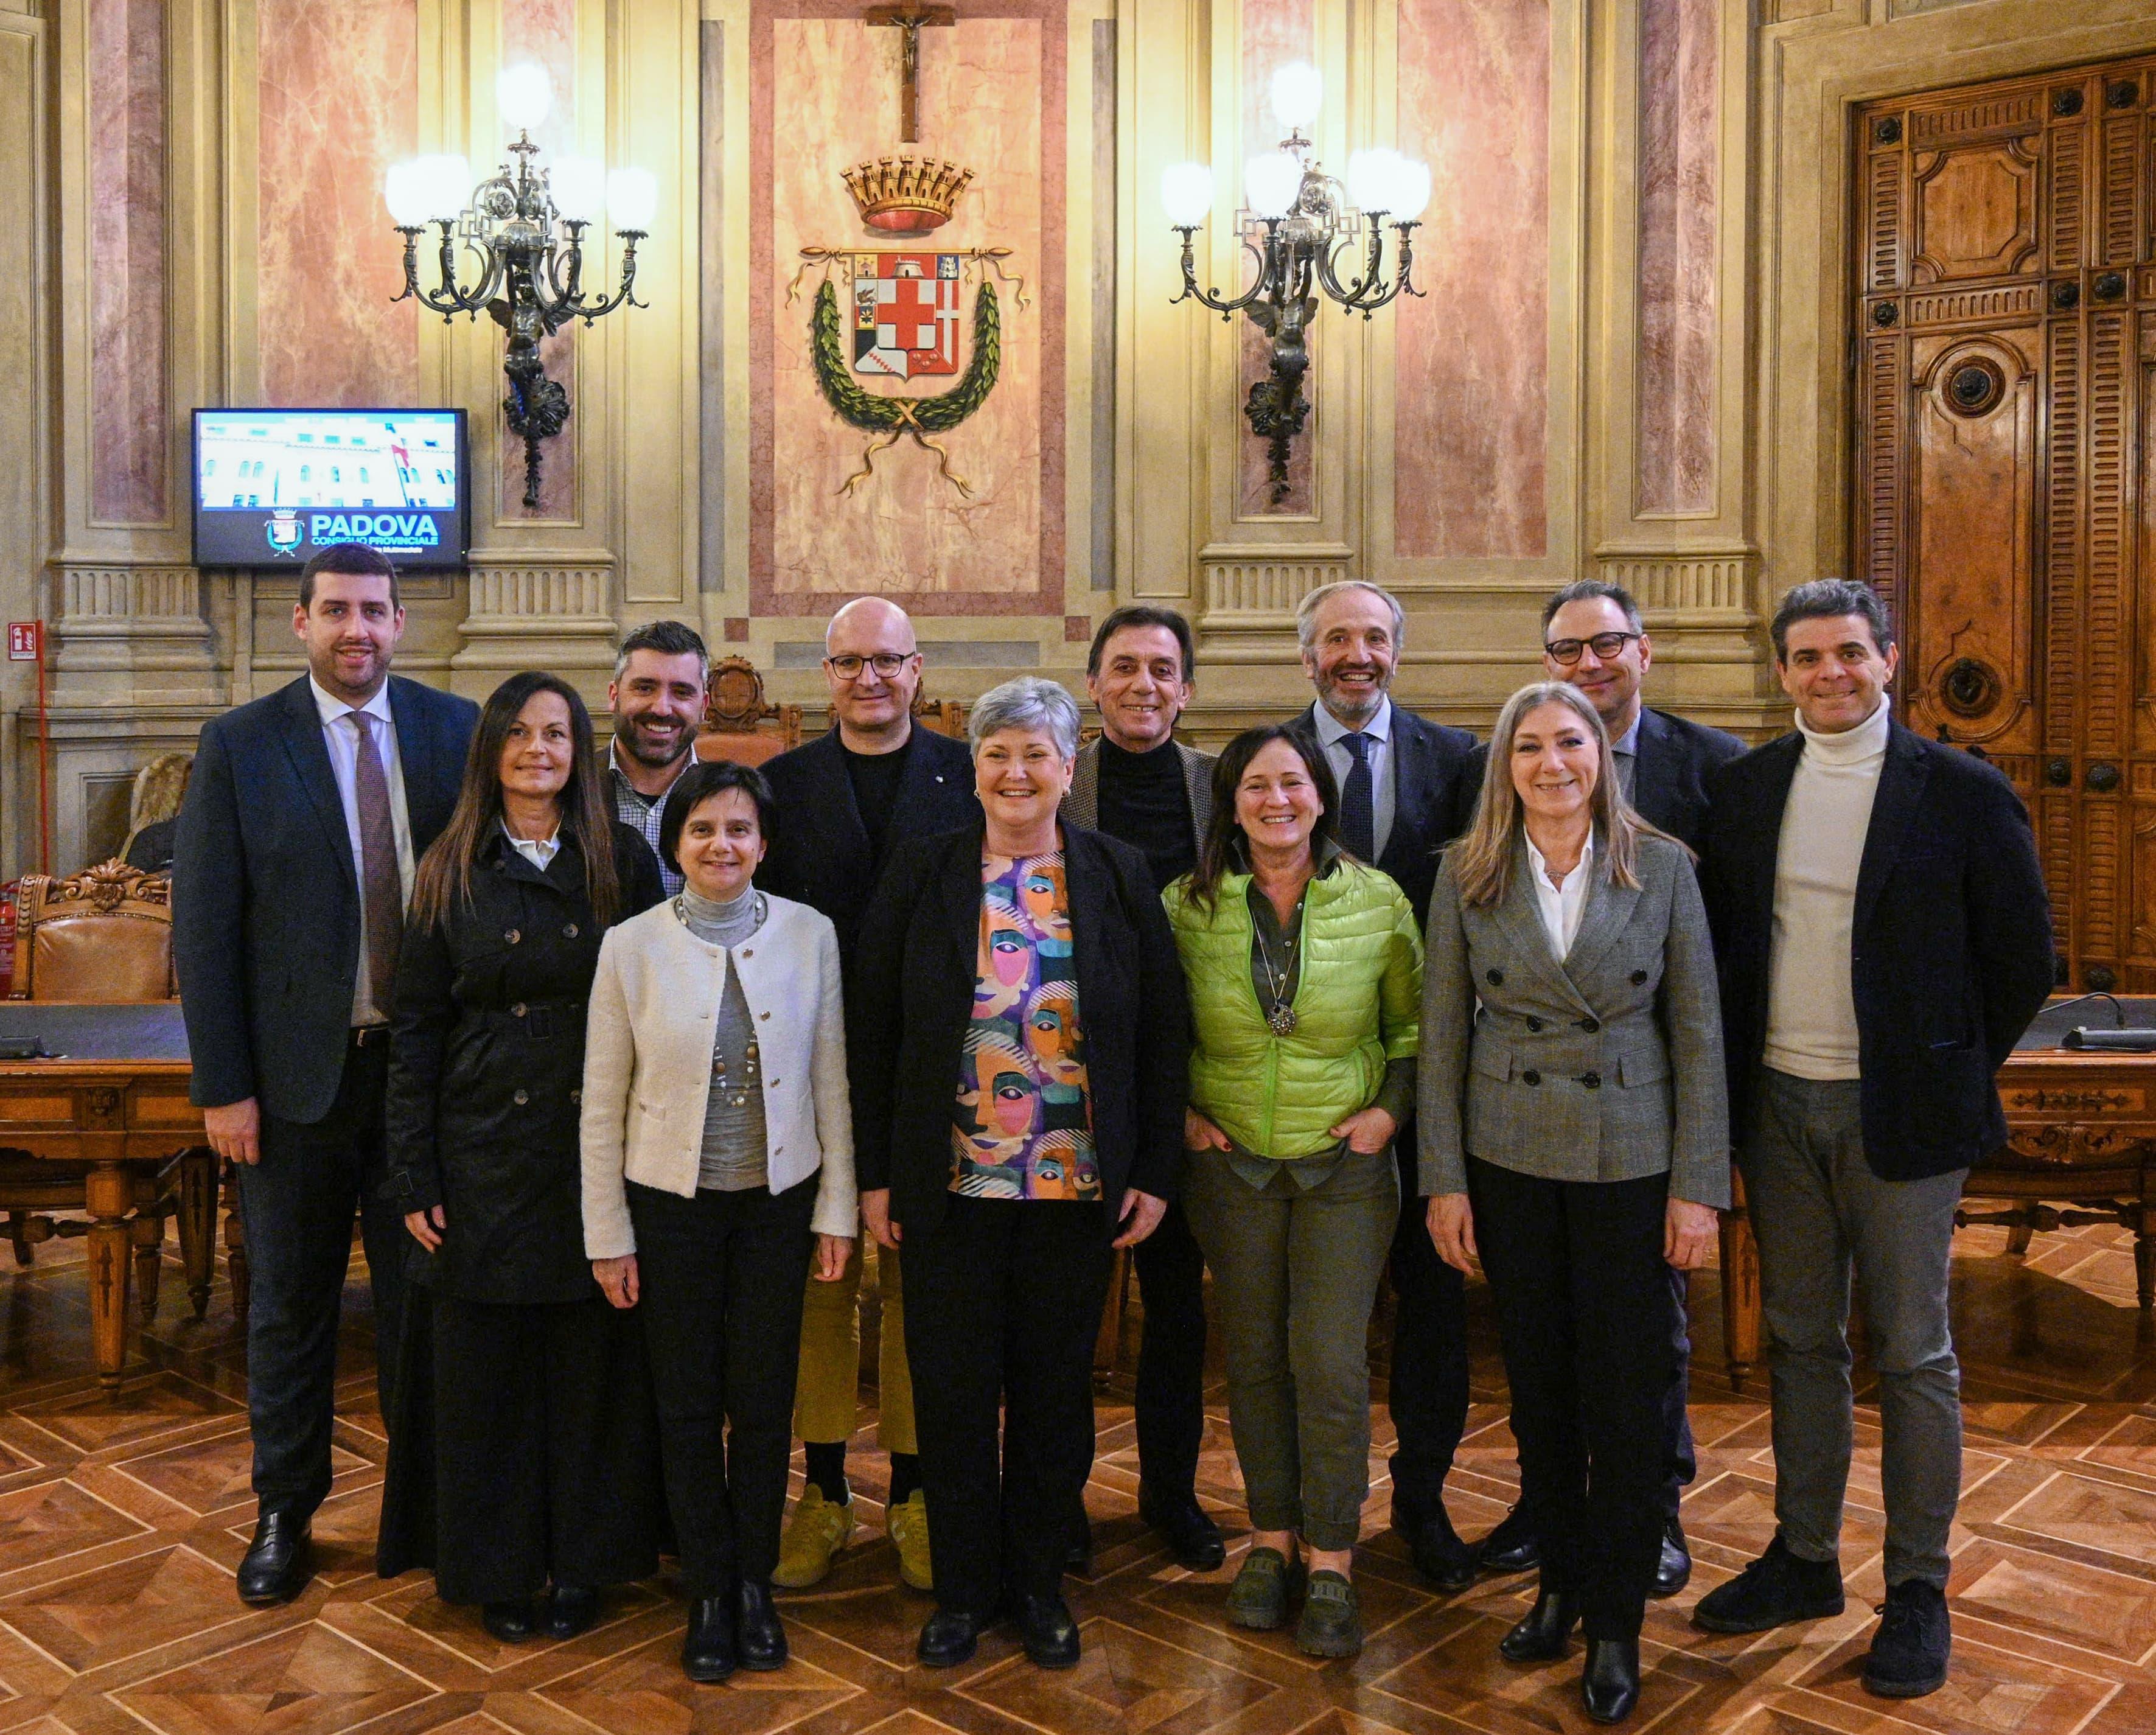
top-left (865, 1), bottom-right (955, 143)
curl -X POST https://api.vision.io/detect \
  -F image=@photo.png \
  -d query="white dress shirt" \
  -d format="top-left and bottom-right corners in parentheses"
top-left (1311, 696), bottom-right (1397, 862)
top-left (503, 822), bottom-right (561, 871)
top-left (1524, 828), bottom-right (1594, 962)
top-left (310, 675), bottom-right (416, 1025)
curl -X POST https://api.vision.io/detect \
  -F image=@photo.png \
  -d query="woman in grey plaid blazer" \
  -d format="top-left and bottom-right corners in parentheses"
top-left (1418, 682), bottom-right (1729, 1726)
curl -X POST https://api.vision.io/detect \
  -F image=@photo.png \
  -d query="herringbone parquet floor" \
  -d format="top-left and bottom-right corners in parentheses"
top-left (3, 1218), bottom-right (2155, 1735)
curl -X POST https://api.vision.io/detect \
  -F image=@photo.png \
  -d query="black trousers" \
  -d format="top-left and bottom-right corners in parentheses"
top-left (429, 1294), bottom-right (663, 1604)
top-left (1662, 1267), bottom-right (1697, 1518)
top-left (1467, 1157), bottom-right (1676, 1642)
top-left (1384, 1129), bottom-right (1471, 1518)
top-left (629, 1176), bottom-right (817, 1596)
top-left (905, 1196), bottom-right (1114, 1617)
top-left (1132, 1198), bottom-right (1208, 1499)
top-left (239, 1034), bottom-right (409, 1518)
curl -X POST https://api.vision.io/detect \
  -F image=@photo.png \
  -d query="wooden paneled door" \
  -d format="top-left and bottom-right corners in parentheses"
top-left (1856, 57), bottom-right (2156, 992)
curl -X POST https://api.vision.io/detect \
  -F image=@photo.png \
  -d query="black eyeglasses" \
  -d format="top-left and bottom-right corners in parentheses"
top-left (825, 652), bottom-right (915, 680)
top-left (1543, 631), bottom-right (1641, 666)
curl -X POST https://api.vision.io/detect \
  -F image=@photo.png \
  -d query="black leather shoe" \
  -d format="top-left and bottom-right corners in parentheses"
top-left (1498, 1588), bottom-right (1580, 1663)
top-left (736, 1581), bottom-right (788, 1670)
top-left (1582, 1636), bottom-right (1642, 1723)
top-left (1651, 1517), bottom-right (1692, 1597)
top-left (917, 1606), bottom-right (985, 1667)
top-left (1692, 1535), bottom-right (1843, 1635)
top-left (682, 1595), bottom-right (738, 1683)
top-left (1139, 1487), bottom-right (1227, 1572)
top-left (1014, 1592), bottom-right (1081, 1669)
top-left (483, 1599), bottom-right (539, 1644)
top-left (1393, 1502), bottom-right (1477, 1592)
top-left (1477, 1504), bottom-right (1541, 1576)
top-left (543, 1584), bottom-right (599, 1640)
top-left (235, 1510), bottom-right (313, 1605)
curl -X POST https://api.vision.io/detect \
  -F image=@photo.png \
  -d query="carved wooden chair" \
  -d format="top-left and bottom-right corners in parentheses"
top-left (694, 656), bottom-right (803, 767)
top-left (1, 861), bottom-right (222, 1321)
top-left (912, 685), bottom-right (969, 739)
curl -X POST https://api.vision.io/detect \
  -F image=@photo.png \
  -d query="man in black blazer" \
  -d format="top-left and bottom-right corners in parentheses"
top-left (1291, 579), bottom-right (1484, 1589)
top-left (1538, 578), bottom-right (1747, 1596)
top-left (1692, 580), bottom-right (2053, 1700)
top-left (758, 596), bottom-right (979, 1594)
top-left (173, 543), bottom-right (478, 1605)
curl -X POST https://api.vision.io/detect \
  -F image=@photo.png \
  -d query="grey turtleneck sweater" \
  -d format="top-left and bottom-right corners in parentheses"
top-left (679, 885), bottom-right (770, 1191)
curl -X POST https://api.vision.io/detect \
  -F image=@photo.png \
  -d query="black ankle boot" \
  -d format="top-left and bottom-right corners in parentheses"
top-left (1582, 1637), bottom-right (1641, 1723)
top-left (736, 1581), bottom-right (788, 1670)
top-left (543, 1584), bottom-right (599, 1641)
top-left (1498, 1588), bottom-right (1580, 1662)
top-left (482, 1599), bottom-right (537, 1643)
top-left (682, 1594), bottom-right (738, 1683)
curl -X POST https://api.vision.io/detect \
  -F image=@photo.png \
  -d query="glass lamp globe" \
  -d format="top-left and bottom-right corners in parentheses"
top-left (416, 154), bottom-right (472, 222)
top-left (1347, 147), bottom-right (1404, 214)
top-left (1393, 158), bottom-right (1432, 222)
top-left (497, 63), bottom-right (553, 134)
top-left (1244, 152), bottom-right (1303, 220)
top-left (549, 155), bottom-right (605, 223)
top-left (1160, 162), bottom-right (1215, 227)
top-left (1271, 61), bottom-right (1322, 132)
top-left (383, 159), bottom-right (433, 228)
top-left (607, 167), bottom-right (659, 232)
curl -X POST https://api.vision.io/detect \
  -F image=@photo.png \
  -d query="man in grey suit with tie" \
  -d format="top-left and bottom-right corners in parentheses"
top-left (1539, 578), bottom-right (1746, 1596)
top-left (1064, 605), bottom-right (1222, 1572)
top-left (1291, 579), bottom-right (1485, 1588)
top-left (175, 543), bottom-right (478, 1606)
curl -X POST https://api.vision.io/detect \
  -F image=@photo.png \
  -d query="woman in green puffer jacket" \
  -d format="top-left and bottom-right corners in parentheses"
top-left (1162, 723), bottom-right (1422, 1661)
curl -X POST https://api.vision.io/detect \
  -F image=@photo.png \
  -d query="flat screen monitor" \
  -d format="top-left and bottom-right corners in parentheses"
top-left (191, 408), bottom-right (470, 571)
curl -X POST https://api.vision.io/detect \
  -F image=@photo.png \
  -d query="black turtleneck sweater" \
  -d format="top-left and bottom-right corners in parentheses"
top-left (1097, 736), bottom-right (1198, 893)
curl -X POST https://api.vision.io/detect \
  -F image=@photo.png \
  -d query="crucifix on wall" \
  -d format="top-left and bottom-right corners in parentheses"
top-left (864, 1), bottom-right (955, 142)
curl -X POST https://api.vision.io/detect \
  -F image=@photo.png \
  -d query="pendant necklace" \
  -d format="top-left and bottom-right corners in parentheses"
top-left (1257, 924), bottom-right (1300, 1036)
top-left (679, 892), bottom-right (768, 1106)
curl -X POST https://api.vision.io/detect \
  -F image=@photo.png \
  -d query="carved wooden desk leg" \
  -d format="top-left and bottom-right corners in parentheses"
top-left (2138, 1205), bottom-right (2155, 1313)
top-left (1721, 1164), bottom-right (1762, 1394)
top-left (84, 1162), bottom-right (135, 1391)
top-left (178, 1148), bottom-right (218, 1319)
top-left (130, 1209), bottom-right (164, 1319)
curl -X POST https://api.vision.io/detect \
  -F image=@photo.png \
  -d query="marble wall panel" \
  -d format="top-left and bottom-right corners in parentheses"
top-left (750, 0), bottom-right (1066, 616)
top-left (256, 0), bottom-right (419, 408)
top-left (1239, 0), bottom-right (1314, 517)
top-left (501, 0), bottom-right (578, 520)
top-left (1394, 0), bottom-right (1549, 560)
top-left (1636, 0), bottom-right (1718, 515)
top-left (88, 0), bottom-right (167, 524)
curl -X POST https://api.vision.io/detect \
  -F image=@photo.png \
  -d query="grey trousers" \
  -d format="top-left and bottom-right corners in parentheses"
top-left (1182, 1144), bottom-right (1398, 1550)
top-left (1739, 1069), bottom-right (1966, 1589)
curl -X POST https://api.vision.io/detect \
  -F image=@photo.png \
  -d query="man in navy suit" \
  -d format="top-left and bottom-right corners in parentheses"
top-left (1533, 577), bottom-right (1747, 1597)
top-left (1692, 580), bottom-right (2053, 1698)
top-left (758, 596), bottom-right (979, 1595)
top-left (1291, 579), bottom-right (1485, 1588)
top-left (174, 543), bottom-right (478, 1605)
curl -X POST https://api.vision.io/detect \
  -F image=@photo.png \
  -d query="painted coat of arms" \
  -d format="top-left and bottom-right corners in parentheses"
top-left (853, 253), bottom-right (962, 379)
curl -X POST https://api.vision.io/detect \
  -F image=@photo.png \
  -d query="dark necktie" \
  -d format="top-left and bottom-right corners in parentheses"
top-left (349, 710), bottom-right (403, 1016)
top-left (1339, 731), bottom-right (1376, 864)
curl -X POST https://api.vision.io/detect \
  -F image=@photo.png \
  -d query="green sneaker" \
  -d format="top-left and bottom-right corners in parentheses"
top-left (1226, 1547), bottom-right (1306, 1631)
top-left (1296, 1571), bottom-right (1362, 1658)
top-left (888, 1489), bottom-right (934, 1592)
top-left (773, 1485), bottom-right (855, 1589)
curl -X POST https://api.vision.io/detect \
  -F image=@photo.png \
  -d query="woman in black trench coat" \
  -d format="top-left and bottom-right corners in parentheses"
top-left (377, 670), bottom-right (664, 1641)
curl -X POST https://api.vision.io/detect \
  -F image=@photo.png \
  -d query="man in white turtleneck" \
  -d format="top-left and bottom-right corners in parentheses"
top-left (1692, 581), bottom-right (2054, 1705)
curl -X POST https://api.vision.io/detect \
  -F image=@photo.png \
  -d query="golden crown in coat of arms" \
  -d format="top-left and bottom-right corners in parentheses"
top-left (843, 155), bottom-right (975, 234)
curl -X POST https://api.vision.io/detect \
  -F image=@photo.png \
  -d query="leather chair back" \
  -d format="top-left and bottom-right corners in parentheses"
top-left (693, 655), bottom-right (801, 767)
top-left (10, 861), bottom-right (176, 1002)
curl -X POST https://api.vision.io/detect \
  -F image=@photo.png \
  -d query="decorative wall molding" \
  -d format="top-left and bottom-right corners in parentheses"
top-left (47, 564), bottom-right (218, 702)
top-left (451, 558), bottom-right (619, 686)
top-left (1593, 543), bottom-right (1756, 620)
top-left (1196, 543), bottom-right (1353, 632)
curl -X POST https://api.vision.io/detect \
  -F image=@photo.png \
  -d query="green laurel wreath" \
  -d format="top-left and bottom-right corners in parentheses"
top-left (810, 276), bottom-right (1001, 495)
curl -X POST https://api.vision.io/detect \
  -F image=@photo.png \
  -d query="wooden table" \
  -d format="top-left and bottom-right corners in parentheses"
top-left (0, 1002), bottom-right (215, 1388)
top-left (1719, 996), bottom-right (2156, 1390)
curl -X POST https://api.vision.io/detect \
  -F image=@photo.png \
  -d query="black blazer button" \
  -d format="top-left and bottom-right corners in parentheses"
top-left (512, 1003), bottom-right (527, 1018)
top-left (563, 923), bottom-right (579, 938)
top-left (1580, 1017), bottom-right (1600, 1033)
top-left (505, 928), bottom-right (522, 944)
top-left (1523, 1069), bottom-right (1541, 1086)
top-left (1630, 969), bottom-right (1647, 985)
top-left (1582, 1072), bottom-right (1602, 1089)
top-left (570, 1089), bottom-right (582, 1105)
top-left (513, 1088), bottom-right (529, 1106)
top-left (1486, 969), bottom-right (1504, 986)
top-left (1526, 1016), bottom-right (1543, 1032)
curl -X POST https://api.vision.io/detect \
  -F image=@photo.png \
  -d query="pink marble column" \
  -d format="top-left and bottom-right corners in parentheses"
top-left (88, 0), bottom-right (167, 524)
top-left (1394, 0), bottom-right (1549, 561)
top-left (1239, 0), bottom-right (1314, 517)
top-left (1635, 0), bottom-right (1717, 516)
top-left (501, 0), bottom-right (579, 520)
top-left (256, 0), bottom-right (419, 408)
